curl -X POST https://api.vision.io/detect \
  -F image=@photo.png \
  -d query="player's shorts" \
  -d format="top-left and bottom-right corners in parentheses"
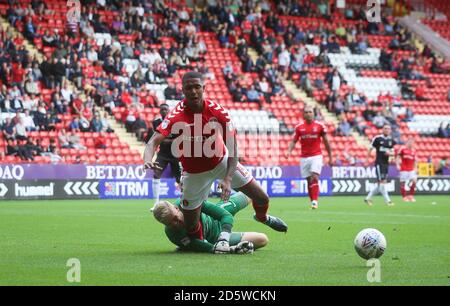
top-left (399, 170), bottom-right (417, 182)
top-left (375, 163), bottom-right (389, 181)
top-left (180, 156), bottom-right (253, 210)
top-left (155, 153), bottom-right (182, 183)
top-left (300, 155), bottom-right (323, 178)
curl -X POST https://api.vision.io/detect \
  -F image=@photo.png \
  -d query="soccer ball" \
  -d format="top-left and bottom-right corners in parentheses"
top-left (354, 228), bottom-right (387, 260)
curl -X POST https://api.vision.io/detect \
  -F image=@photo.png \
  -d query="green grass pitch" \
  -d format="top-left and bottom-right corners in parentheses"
top-left (0, 195), bottom-right (449, 286)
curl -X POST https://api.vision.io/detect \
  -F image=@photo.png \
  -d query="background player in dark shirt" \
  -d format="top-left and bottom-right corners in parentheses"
top-left (365, 124), bottom-right (396, 206)
top-left (150, 103), bottom-right (182, 211)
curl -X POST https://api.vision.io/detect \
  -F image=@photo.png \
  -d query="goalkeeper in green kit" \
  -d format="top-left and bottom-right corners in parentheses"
top-left (152, 192), bottom-right (268, 254)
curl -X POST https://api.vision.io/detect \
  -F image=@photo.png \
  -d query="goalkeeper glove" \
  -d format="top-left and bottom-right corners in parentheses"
top-left (213, 239), bottom-right (230, 254)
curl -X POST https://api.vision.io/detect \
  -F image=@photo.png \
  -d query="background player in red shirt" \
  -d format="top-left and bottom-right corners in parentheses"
top-left (396, 138), bottom-right (417, 202)
top-left (286, 106), bottom-right (333, 209)
top-left (144, 72), bottom-right (287, 254)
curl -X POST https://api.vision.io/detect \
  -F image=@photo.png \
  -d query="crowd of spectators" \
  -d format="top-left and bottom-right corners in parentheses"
top-left (195, 0), bottom-right (432, 140)
top-left (226, 0), bottom-right (448, 142)
top-left (1, 0), bottom-right (187, 157)
top-left (1, 0), bottom-right (450, 163)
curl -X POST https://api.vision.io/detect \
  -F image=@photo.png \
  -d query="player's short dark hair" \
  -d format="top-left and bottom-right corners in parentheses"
top-left (159, 103), bottom-right (169, 108)
top-left (383, 123), bottom-right (392, 128)
top-left (182, 71), bottom-right (204, 84)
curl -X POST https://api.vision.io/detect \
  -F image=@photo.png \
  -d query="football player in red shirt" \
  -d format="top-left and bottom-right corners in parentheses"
top-left (396, 138), bottom-right (417, 202)
top-left (286, 106), bottom-right (333, 209)
top-left (144, 72), bottom-right (287, 254)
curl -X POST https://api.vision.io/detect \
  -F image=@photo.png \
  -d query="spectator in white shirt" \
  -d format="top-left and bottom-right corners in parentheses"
top-left (196, 39), bottom-right (207, 54)
top-left (185, 21), bottom-right (196, 36)
top-left (24, 75), bottom-right (39, 95)
top-left (134, 4), bottom-right (145, 17)
top-left (68, 132), bottom-right (87, 150)
top-left (97, 0), bottom-right (106, 8)
top-left (37, 102), bottom-right (47, 115)
top-left (22, 95), bottom-right (36, 112)
top-left (125, 108), bottom-right (137, 132)
top-left (148, 48), bottom-right (162, 66)
top-left (260, 0), bottom-right (271, 12)
top-left (15, 118), bottom-right (28, 140)
top-left (278, 44), bottom-right (291, 78)
top-left (59, 129), bottom-right (70, 148)
top-left (223, 61), bottom-right (234, 75)
top-left (100, 113), bottom-right (113, 133)
top-left (48, 148), bottom-right (63, 164)
top-left (372, 112), bottom-right (388, 129)
top-left (332, 70), bottom-right (341, 93)
top-left (139, 49), bottom-right (153, 67)
top-left (87, 46), bottom-right (98, 62)
top-left (81, 22), bottom-right (95, 38)
top-left (258, 77), bottom-right (270, 94)
top-left (60, 83), bottom-right (73, 102)
top-left (9, 85), bottom-right (21, 100)
top-left (177, 6), bottom-right (190, 21)
top-left (258, 77), bottom-right (272, 104)
top-left (30, 94), bottom-right (39, 111)
top-left (11, 96), bottom-right (23, 112)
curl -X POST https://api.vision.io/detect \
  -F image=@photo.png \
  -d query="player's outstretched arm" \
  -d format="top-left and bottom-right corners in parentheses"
top-left (166, 226), bottom-right (216, 253)
top-left (366, 147), bottom-right (373, 165)
top-left (188, 239), bottom-right (254, 254)
top-left (186, 239), bottom-right (216, 253)
top-left (143, 132), bottom-right (166, 171)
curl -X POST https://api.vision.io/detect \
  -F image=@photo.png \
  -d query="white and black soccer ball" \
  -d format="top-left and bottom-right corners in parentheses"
top-left (354, 228), bottom-right (387, 260)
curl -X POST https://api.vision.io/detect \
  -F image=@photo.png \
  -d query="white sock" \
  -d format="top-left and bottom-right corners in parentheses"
top-left (379, 184), bottom-right (391, 203)
top-left (366, 185), bottom-right (379, 200)
top-left (152, 178), bottom-right (161, 204)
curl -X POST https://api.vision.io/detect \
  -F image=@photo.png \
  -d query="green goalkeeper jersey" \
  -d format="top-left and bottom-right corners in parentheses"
top-left (164, 192), bottom-right (249, 253)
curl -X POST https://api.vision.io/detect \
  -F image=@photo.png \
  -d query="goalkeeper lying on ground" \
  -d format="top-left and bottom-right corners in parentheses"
top-left (152, 192), bottom-right (268, 254)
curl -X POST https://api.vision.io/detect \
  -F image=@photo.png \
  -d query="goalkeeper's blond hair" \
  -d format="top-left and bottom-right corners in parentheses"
top-left (152, 201), bottom-right (174, 225)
